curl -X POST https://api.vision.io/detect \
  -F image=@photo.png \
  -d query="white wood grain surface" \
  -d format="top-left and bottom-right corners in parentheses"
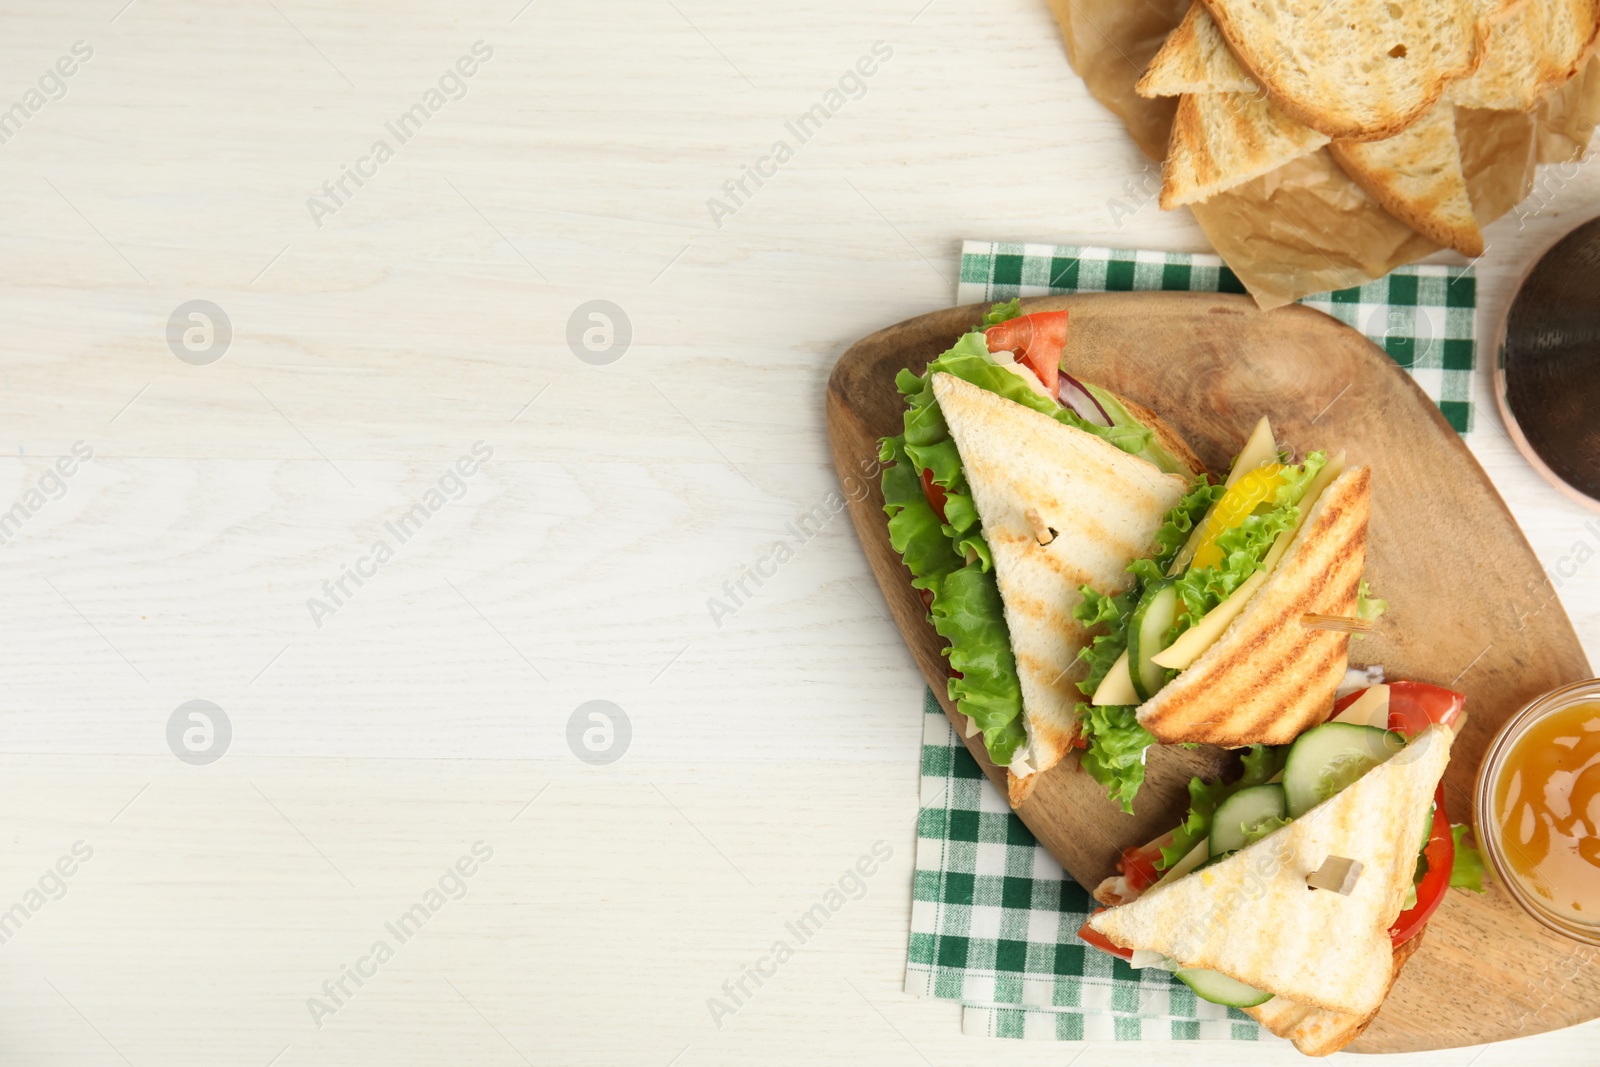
top-left (0, 1), bottom-right (1595, 1063)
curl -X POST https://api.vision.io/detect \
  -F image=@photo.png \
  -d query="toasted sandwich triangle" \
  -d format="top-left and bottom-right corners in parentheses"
top-left (1136, 466), bottom-right (1371, 746)
top-left (1088, 724), bottom-right (1454, 1018)
top-left (1160, 91), bottom-right (1330, 209)
top-left (1138, 2), bottom-right (1258, 97)
top-left (1243, 933), bottom-right (1425, 1057)
top-left (1330, 104), bottom-right (1484, 257)
top-left (930, 374), bottom-right (1189, 801)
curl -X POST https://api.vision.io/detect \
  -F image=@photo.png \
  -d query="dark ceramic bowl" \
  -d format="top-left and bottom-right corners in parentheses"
top-left (1493, 216), bottom-right (1600, 510)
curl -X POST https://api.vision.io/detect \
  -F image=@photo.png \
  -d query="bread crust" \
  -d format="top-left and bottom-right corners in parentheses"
top-left (1109, 391), bottom-right (1209, 478)
top-left (1244, 931), bottom-right (1426, 1055)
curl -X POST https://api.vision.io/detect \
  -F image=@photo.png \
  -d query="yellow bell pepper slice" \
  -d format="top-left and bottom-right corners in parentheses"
top-left (1188, 464), bottom-right (1286, 571)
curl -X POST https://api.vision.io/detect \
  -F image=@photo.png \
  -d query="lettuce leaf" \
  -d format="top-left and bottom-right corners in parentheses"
top-left (880, 437), bottom-right (962, 588)
top-left (1158, 776), bottom-right (1231, 869)
top-left (934, 563), bottom-right (1027, 765)
top-left (1239, 815), bottom-right (1292, 848)
top-left (884, 430), bottom-right (1020, 762)
top-left (1356, 580), bottom-right (1387, 621)
top-left (1078, 703), bottom-right (1154, 813)
top-left (1449, 824), bottom-right (1487, 893)
top-left (1239, 742), bottom-right (1288, 786)
top-left (1271, 452), bottom-right (1328, 510)
top-left (1156, 743), bottom-right (1286, 868)
top-left (1074, 585), bottom-right (1138, 699)
top-left (1084, 384), bottom-right (1193, 477)
top-left (1355, 580), bottom-right (1387, 641)
top-left (1070, 586), bottom-right (1149, 812)
top-left (980, 298), bottom-right (1022, 327)
top-left (1154, 477), bottom-right (1226, 568)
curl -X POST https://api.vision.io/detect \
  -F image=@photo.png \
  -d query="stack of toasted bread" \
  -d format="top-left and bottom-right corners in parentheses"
top-left (1144, 0), bottom-right (1600, 257)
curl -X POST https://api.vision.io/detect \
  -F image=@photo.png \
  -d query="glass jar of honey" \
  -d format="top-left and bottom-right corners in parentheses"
top-left (1475, 679), bottom-right (1600, 945)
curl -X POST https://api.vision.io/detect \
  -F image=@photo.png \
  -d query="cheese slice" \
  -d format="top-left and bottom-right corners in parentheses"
top-left (1331, 684), bottom-right (1391, 729)
top-left (1151, 568), bottom-right (1270, 670)
top-left (1225, 417), bottom-right (1278, 489)
top-left (1091, 649), bottom-right (1139, 706)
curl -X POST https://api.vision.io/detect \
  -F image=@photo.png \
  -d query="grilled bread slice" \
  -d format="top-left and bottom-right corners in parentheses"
top-left (1088, 724), bottom-right (1454, 1019)
top-left (1138, 2), bottom-right (1259, 96)
top-left (1330, 103), bottom-right (1485, 256)
top-left (1451, 4), bottom-right (1540, 109)
top-left (1532, 0), bottom-right (1600, 94)
top-left (932, 373), bottom-right (1191, 804)
top-left (1161, 91), bottom-right (1331, 208)
top-left (1199, 0), bottom-right (1489, 141)
top-left (1135, 467), bottom-right (1371, 746)
top-left (1450, 0), bottom-right (1600, 110)
top-left (1244, 933), bottom-right (1426, 1055)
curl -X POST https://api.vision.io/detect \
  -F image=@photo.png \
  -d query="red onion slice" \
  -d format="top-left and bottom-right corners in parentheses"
top-left (1058, 372), bottom-right (1113, 427)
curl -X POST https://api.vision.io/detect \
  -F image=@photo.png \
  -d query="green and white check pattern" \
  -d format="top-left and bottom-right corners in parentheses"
top-left (906, 691), bottom-right (1261, 1042)
top-left (957, 241), bottom-right (1478, 433)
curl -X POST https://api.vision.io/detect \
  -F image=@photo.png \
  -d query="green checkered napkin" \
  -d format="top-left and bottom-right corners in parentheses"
top-left (957, 241), bottom-right (1478, 433)
top-left (906, 691), bottom-right (1261, 1042)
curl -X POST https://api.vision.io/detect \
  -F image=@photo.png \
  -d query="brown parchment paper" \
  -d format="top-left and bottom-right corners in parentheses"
top-left (1048, 0), bottom-right (1600, 308)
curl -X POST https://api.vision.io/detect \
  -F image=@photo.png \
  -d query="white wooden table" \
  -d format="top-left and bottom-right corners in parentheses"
top-left (0, 2), bottom-right (1595, 1064)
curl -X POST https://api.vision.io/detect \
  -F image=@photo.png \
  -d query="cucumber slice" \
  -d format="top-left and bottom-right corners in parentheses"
top-left (1208, 784), bottom-right (1289, 857)
top-left (1127, 583), bottom-right (1179, 701)
top-left (1283, 722), bottom-right (1405, 818)
top-left (1174, 967), bottom-right (1274, 1008)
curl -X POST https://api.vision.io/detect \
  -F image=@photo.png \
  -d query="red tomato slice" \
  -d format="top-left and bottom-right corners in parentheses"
top-left (1387, 681), bottom-right (1465, 737)
top-left (1390, 782), bottom-right (1454, 945)
top-left (1331, 681), bottom-right (1465, 738)
top-left (919, 467), bottom-right (949, 524)
top-left (1076, 912), bottom-right (1134, 961)
top-left (1118, 841), bottom-right (1166, 895)
top-left (984, 311), bottom-right (1068, 396)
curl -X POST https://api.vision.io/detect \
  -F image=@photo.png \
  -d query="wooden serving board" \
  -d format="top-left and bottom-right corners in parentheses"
top-left (827, 292), bottom-right (1599, 1053)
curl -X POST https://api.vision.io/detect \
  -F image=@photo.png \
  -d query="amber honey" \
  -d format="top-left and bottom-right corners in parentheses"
top-left (1490, 700), bottom-right (1600, 921)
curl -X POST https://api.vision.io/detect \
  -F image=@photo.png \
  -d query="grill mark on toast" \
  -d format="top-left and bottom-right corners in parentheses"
top-left (1138, 469), bottom-right (1370, 745)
